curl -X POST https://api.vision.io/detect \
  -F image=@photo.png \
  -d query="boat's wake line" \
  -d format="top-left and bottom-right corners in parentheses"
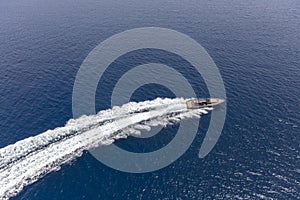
top-left (0, 98), bottom-right (212, 199)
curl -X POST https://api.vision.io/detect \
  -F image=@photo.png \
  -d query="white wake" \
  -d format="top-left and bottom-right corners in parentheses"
top-left (0, 98), bottom-right (212, 199)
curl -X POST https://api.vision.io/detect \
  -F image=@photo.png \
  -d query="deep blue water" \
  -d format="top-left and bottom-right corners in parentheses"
top-left (0, 0), bottom-right (299, 199)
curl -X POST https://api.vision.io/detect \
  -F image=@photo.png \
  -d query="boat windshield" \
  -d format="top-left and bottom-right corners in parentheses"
top-left (195, 99), bottom-right (208, 105)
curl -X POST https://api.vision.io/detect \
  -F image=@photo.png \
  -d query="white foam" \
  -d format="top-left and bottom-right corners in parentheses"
top-left (0, 98), bottom-right (212, 199)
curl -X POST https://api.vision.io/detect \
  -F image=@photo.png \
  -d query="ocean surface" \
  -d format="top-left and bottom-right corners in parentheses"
top-left (0, 0), bottom-right (299, 199)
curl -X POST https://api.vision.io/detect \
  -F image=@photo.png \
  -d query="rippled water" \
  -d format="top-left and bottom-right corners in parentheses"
top-left (0, 0), bottom-right (299, 199)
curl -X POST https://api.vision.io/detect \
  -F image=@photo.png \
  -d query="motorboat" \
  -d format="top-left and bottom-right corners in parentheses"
top-left (186, 98), bottom-right (224, 109)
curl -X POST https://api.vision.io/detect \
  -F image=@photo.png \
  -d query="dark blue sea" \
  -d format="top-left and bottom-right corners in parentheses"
top-left (0, 0), bottom-right (299, 199)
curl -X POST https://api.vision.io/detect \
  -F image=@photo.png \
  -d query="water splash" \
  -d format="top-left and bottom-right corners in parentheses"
top-left (0, 98), bottom-right (212, 199)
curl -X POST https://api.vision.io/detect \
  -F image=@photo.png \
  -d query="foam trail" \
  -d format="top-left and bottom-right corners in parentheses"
top-left (0, 98), bottom-right (181, 170)
top-left (0, 98), bottom-right (212, 199)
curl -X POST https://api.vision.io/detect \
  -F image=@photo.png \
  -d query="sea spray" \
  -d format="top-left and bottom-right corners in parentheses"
top-left (0, 98), bottom-right (212, 199)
